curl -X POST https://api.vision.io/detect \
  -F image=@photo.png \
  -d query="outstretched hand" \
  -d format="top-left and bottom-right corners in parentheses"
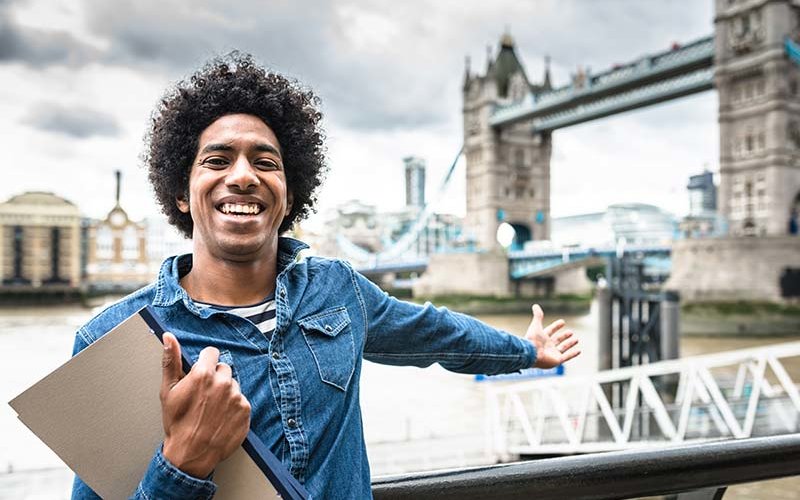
top-left (525, 304), bottom-right (581, 368)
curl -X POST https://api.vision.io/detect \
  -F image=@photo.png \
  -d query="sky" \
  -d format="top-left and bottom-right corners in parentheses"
top-left (0, 0), bottom-right (718, 230)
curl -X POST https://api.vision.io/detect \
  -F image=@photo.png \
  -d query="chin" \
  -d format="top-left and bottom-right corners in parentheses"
top-left (215, 238), bottom-right (269, 260)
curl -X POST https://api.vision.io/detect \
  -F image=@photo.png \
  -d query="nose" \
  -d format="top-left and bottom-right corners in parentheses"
top-left (225, 155), bottom-right (260, 191)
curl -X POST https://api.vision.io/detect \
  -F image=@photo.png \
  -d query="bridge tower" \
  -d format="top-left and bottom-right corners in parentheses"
top-left (714, 0), bottom-right (800, 236)
top-left (462, 33), bottom-right (552, 251)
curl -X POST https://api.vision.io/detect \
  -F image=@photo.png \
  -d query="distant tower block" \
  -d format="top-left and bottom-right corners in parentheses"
top-left (462, 32), bottom-right (552, 251)
top-left (404, 156), bottom-right (426, 208)
top-left (714, 0), bottom-right (800, 237)
top-left (688, 170), bottom-right (717, 217)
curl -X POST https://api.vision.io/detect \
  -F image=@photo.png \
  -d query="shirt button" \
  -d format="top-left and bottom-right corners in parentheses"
top-left (287, 418), bottom-right (297, 428)
top-left (279, 288), bottom-right (287, 298)
top-left (324, 324), bottom-right (332, 332)
top-left (272, 352), bottom-right (280, 360)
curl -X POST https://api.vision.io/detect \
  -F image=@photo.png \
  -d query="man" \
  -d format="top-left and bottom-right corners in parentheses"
top-left (71, 53), bottom-right (580, 499)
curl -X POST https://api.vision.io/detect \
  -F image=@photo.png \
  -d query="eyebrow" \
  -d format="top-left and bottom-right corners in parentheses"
top-left (199, 142), bottom-right (282, 158)
top-left (254, 143), bottom-right (282, 158)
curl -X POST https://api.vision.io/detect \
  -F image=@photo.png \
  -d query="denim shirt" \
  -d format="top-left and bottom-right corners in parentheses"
top-left (70, 237), bottom-right (537, 499)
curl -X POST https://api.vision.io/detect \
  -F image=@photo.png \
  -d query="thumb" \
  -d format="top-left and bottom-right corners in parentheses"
top-left (161, 332), bottom-right (184, 397)
top-left (531, 304), bottom-right (544, 332)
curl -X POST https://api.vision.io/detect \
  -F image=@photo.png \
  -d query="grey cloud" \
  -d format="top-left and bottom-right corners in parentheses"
top-left (78, 0), bottom-right (464, 131)
top-left (0, 2), bottom-right (99, 66)
top-left (7, 0), bottom-right (715, 133)
top-left (23, 103), bottom-right (122, 138)
top-left (82, 0), bottom-right (337, 70)
top-left (470, 2), bottom-right (713, 87)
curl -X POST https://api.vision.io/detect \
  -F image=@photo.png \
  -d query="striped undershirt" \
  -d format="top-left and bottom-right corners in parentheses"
top-left (195, 293), bottom-right (277, 338)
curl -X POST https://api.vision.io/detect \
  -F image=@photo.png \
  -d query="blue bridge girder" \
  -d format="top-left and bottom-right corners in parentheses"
top-left (787, 37), bottom-right (800, 66)
top-left (490, 36), bottom-right (714, 131)
top-left (508, 245), bottom-right (671, 280)
top-left (354, 245), bottom-right (671, 281)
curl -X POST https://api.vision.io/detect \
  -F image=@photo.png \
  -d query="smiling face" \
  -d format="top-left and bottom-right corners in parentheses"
top-left (177, 113), bottom-right (292, 262)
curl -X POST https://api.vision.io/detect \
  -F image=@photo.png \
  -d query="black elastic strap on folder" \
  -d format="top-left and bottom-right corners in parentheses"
top-left (139, 306), bottom-right (310, 500)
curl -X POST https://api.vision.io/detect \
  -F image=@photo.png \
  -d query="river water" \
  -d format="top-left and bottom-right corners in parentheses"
top-left (0, 301), bottom-right (797, 499)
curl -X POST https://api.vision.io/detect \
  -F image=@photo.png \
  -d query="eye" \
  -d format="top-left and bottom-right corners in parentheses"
top-left (202, 157), bottom-right (228, 169)
top-left (255, 158), bottom-right (280, 171)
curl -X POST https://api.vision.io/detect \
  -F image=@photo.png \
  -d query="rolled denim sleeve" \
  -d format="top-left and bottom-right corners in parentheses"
top-left (134, 447), bottom-right (217, 499)
top-left (349, 264), bottom-right (537, 374)
top-left (70, 448), bottom-right (217, 499)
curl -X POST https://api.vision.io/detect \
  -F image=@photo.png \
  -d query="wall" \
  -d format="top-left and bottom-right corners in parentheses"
top-left (667, 236), bottom-right (800, 302)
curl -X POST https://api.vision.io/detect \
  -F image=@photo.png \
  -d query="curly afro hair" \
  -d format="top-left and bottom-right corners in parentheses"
top-left (144, 51), bottom-right (327, 238)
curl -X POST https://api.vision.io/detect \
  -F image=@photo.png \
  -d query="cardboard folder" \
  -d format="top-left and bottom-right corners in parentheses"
top-left (9, 306), bottom-right (308, 500)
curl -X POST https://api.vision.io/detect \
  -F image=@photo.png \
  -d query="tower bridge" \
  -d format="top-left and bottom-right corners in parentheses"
top-left (341, 0), bottom-right (800, 302)
top-left (489, 36), bottom-right (715, 131)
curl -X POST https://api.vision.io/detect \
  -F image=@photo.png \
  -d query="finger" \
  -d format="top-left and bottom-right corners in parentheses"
top-left (531, 304), bottom-right (544, 331)
top-left (553, 329), bottom-right (573, 344)
top-left (558, 337), bottom-right (579, 353)
top-left (190, 346), bottom-right (220, 384)
top-left (161, 333), bottom-right (184, 397)
top-left (215, 361), bottom-right (233, 379)
top-left (561, 348), bottom-right (581, 363)
top-left (544, 319), bottom-right (566, 336)
top-left (196, 346), bottom-right (221, 371)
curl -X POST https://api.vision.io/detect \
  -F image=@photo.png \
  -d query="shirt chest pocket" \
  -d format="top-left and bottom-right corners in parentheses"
top-left (297, 306), bottom-right (355, 391)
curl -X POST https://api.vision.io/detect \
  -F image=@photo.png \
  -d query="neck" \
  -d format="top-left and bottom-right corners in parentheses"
top-left (181, 241), bottom-right (280, 306)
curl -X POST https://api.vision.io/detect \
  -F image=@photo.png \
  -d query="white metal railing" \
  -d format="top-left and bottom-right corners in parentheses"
top-left (486, 342), bottom-right (800, 459)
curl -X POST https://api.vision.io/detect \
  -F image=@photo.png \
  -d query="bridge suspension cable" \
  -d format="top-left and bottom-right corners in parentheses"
top-left (336, 145), bottom-right (465, 263)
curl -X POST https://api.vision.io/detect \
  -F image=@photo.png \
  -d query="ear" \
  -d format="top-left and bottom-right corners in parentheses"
top-left (176, 195), bottom-right (190, 214)
top-left (284, 190), bottom-right (294, 217)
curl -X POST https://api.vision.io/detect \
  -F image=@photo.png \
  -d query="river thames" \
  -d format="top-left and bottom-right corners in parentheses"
top-left (0, 301), bottom-right (797, 499)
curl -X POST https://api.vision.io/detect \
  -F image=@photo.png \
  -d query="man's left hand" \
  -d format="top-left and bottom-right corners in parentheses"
top-left (525, 304), bottom-right (581, 368)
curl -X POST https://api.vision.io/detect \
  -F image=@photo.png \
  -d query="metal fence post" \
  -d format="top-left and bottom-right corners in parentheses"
top-left (661, 290), bottom-right (680, 362)
top-left (597, 282), bottom-right (613, 372)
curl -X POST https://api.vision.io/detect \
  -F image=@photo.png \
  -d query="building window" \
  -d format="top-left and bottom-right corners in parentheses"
top-left (755, 175), bottom-right (767, 216)
top-left (122, 226), bottom-right (139, 261)
top-left (96, 225), bottom-right (113, 260)
top-left (13, 226), bottom-right (23, 280)
top-left (14, 226), bottom-right (24, 280)
top-left (514, 149), bottom-right (525, 169)
top-left (49, 227), bottom-right (62, 282)
top-left (4, 226), bottom-right (30, 285)
top-left (789, 192), bottom-right (799, 235)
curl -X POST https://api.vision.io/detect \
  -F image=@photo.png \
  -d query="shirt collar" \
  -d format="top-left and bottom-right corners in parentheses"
top-left (152, 236), bottom-right (309, 307)
top-left (277, 236), bottom-right (310, 270)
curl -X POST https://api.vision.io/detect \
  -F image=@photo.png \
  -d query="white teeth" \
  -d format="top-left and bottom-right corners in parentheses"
top-left (220, 203), bottom-right (261, 215)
